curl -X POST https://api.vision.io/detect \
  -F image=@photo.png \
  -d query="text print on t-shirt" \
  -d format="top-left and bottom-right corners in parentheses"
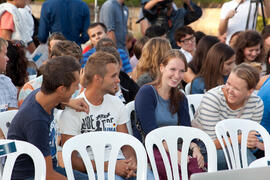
top-left (81, 112), bottom-right (117, 133)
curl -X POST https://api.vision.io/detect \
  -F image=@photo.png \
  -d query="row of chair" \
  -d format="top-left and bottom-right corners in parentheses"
top-left (0, 118), bottom-right (270, 180)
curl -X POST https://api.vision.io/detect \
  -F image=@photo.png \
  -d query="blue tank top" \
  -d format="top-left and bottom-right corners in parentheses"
top-left (151, 85), bottom-right (178, 127)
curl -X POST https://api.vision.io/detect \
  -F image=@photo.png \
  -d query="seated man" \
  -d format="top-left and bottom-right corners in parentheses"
top-left (81, 23), bottom-right (132, 75)
top-left (7, 56), bottom-right (88, 179)
top-left (174, 26), bottom-right (196, 63)
top-left (59, 52), bottom-right (148, 179)
top-left (0, 38), bottom-right (17, 112)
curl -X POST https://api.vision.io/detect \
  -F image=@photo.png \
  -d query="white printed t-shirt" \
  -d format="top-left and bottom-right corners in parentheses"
top-left (59, 91), bottom-right (129, 161)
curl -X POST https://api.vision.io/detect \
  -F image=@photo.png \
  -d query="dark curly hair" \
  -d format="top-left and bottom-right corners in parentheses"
top-left (234, 30), bottom-right (264, 65)
top-left (6, 40), bottom-right (28, 87)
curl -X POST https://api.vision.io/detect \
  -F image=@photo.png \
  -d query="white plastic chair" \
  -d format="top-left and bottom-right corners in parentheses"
top-left (249, 157), bottom-right (270, 168)
top-left (0, 110), bottom-right (18, 138)
top-left (215, 119), bottom-right (270, 169)
top-left (185, 83), bottom-right (191, 95)
top-left (0, 139), bottom-right (46, 180)
top-left (125, 101), bottom-right (134, 135)
top-left (145, 126), bottom-right (217, 180)
top-left (62, 131), bottom-right (148, 180)
top-left (186, 94), bottom-right (203, 121)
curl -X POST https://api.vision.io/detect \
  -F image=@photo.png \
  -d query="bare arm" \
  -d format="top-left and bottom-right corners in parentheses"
top-left (218, 10), bottom-right (236, 36)
top-left (263, 0), bottom-right (270, 18)
top-left (61, 134), bottom-right (87, 173)
top-left (27, 42), bottom-right (36, 54)
top-left (144, 0), bottom-right (164, 10)
top-left (140, 19), bottom-right (150, 36)
top-left (0, 29), bottom-right (12, 40)
top-left (45, 155), bottom-right (67, 180)
top-left (117, 124), bottom-right (137, 178)
top-left (107, 31), bottom-right (117, 46)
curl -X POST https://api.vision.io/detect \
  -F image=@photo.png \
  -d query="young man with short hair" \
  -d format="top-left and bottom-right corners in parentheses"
top-left (81, 24), bottom-right (132, 74)
top-left (174, 26), bottom-right (196, 63)
top-left (60, 52), bottom-right (138, 179)
top-left (8, 56), bottom-right (88, 179)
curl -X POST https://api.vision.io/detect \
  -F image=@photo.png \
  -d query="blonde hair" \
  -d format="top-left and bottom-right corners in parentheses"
top-left (135, 37), bottom-right (171, 81)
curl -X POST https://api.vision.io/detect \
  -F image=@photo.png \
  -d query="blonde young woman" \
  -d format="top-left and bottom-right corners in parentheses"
top-left (193, 63), bottom-right (263, 170)
top-left (132, 37), bottom-right (171, 87)
top-left (135, 50), bottom-right (205, 179)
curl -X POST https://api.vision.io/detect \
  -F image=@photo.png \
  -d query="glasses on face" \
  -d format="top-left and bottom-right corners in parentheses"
top-left (179, 36), bottom-right (195, 45)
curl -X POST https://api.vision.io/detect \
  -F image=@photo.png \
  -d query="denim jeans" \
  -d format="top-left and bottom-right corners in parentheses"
top-left (216, 147), bottom-right (257, 170)
top-left (25, 157), bottom-right (88, 180)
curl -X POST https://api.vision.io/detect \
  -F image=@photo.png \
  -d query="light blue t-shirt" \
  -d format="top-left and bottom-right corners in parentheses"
top-left (151, 86), bottom-right (178, 127)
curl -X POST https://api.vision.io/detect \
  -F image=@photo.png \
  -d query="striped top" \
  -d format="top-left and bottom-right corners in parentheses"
top-left (194, 85), bottom-right (264, 139)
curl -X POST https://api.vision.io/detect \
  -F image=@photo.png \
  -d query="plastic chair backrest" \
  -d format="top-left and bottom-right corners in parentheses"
top-left (145, 126), bottom-right (217, 180)
top-left (0, 139), bottom-right (46, 180)
top-left (62, 131), bottom-right (148, 180)
top-left (0, 110), bottom-right (18, 138)
top-left (185, 83), bottom-right (191, 95)
top-left (186, 94), bottom-right (203, 121)
top-left (249, 157), bottom-right (270, 168)
top-left (125, 101), bottom-right (134, 135)
top-left (215, 119), bottom-right (270, 169)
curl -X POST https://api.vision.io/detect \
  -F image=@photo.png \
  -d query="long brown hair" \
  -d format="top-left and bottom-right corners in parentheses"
top-left (152, 50), bottom-right (187, 114)
top-left (197, 42), bottom-right (235, 91)
top-left (135, 37), bottom-right (171, 81)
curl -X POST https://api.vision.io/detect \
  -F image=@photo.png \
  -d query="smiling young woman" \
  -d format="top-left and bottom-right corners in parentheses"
top-left (135, 49), bottom-right (206, 179)
top-left (193, 63), bottom-right (263, 170)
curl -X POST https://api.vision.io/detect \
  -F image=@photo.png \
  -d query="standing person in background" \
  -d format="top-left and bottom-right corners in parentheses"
top-left (38, 0), bottom-right (90, 46)
top-left (218, 0), bottom-right (270, 44)
top-left (0, 0), bottom-right (36, 53)
top-left (100, 0), bottom-right (129, 51)
top-left (142, 0), bottom-right (202, 48)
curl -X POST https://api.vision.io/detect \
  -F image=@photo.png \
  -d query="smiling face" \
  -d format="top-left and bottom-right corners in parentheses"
top-left (222, 55), bottom-right (235, 76)
top-left (160, 57), bottom-right (186, 88)
top-left (224, 72), bottom-right (253, 109)
top-left (177, 34), bottom-right (196, 54)
top-left (100, 63), bottom-right (120, 95)
top-left (243, 44), bottom-right (261, 62)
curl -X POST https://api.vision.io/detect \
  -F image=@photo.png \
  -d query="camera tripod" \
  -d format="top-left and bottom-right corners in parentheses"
top-left (246, 0), bottom-right (266, 30)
